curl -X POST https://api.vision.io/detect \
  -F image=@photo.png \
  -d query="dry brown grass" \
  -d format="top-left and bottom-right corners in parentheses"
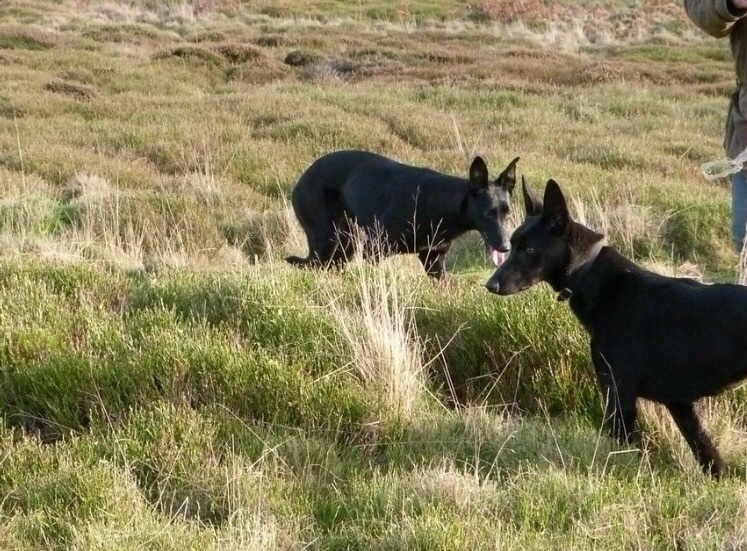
top-left (470, 0), bottom-right (561, 25)
top-left (0, 2), bottom-right (736, 274)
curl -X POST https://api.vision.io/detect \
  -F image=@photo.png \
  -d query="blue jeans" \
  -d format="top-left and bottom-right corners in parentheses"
top-left (732, 171), bottom-right (747, 251)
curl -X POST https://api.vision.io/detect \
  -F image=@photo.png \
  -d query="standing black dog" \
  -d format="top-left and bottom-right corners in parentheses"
top-left (286, 150), bottom-right (519, 278)
top-left (486, 179), bottom-right (747, 478)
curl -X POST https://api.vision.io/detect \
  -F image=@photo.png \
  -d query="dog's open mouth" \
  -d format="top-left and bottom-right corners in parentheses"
top-left (490, 248), bottom-right (507, 267)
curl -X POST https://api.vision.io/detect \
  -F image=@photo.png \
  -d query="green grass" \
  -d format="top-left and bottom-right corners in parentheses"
top-left (0, 0), bottom-right (746, 548)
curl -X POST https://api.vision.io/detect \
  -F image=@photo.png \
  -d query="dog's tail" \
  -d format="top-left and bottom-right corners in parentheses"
top-left (285, 255), bottom-right (310, 267)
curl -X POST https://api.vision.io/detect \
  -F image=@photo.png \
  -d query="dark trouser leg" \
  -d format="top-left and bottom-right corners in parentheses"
top-left (731, 171), bottom-right (747, 252)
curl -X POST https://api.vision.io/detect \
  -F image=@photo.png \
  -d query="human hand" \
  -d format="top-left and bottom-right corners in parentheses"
top-left (733, 0), bottom-right (747, 10)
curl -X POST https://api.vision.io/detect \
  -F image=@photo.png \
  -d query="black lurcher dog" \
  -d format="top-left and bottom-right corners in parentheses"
top-left (485, 178), bottom-right (747, 478)
top-left (286, 149), bottom-right (520, 279)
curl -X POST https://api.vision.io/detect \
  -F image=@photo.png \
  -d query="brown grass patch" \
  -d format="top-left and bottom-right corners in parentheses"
top-left (152, 45), bottom-right (223, 66)
top-left (83, 23), bottom-right (169, 45)
top-left (60, 173), bottom-right (113, 203)
top-left (469, 0), bottom-right (560, 25)
top-left (224, 57), bottom-right (290, 84)
top-left (0, 25), bottom-right (58, 50)
top-left (554, 61), bottom-right (628, 86)
top-left (192, 0), bottom-right (241, 16)
top-left (215, 43), bottom-right (264, 63)
top-left (284, 49), bottom-right (321, 67)
top-left (188, 30), bottom-right (226, 43)
top-left (44, 78), bottom-right (99, 101)
top-left (221, 210), bottom-right (296, 260)
top-left (252, 34), bottom-right (288, 48)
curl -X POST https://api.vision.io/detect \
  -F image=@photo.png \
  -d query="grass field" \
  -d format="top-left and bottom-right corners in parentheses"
top-left (1, 0), bottom-right (747, 548)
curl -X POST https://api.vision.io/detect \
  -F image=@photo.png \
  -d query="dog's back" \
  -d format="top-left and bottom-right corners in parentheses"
top-left (295, 149), bottom-right (458, 201)
top-left (579, 250), bottom-right (747, 401)
top-left (335, 155), bottom-right (467, 235)
top-left (294, 150), bottom-right (402, 195)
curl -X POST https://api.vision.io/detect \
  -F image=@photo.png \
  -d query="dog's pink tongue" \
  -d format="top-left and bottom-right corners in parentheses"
top-left (491, 249), bottom-right (506, 267)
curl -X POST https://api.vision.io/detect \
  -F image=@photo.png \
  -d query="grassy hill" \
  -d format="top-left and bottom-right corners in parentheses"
top-left (1, 0), bottom-right (746, 549)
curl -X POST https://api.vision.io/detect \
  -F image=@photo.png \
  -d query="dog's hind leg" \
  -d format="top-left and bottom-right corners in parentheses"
top-left (286, 190), bottom-right (317, 267)
top-left (665, 401), bottom-right (724, 479)
top-left (326, 215), bottom-right (356, 268)
top-left (360, 221), bottom-right (391, 266)
top-left (288, 182), bottom-right (352, 268)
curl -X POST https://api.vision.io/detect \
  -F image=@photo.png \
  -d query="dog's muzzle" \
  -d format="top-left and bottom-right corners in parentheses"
top-left (485, 282), bottom-right (500, 294)
top-left (485, 273), bottom-right (502, 294)
top-left (485, 269), bottom-right (526, 296)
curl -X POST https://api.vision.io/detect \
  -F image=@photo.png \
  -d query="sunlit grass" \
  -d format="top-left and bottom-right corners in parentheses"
top-left (0, 0), bottom-right (746, 548)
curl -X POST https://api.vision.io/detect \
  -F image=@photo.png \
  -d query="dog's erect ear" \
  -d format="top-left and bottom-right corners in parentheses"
top-left (521, 176), bottom-right (543, 218)
top-left (496, 156), bottom-right (519, 193)
top-left (541, 179), bottom-right (569, 234)
top-left (469, 156), bottom-right (489, 190)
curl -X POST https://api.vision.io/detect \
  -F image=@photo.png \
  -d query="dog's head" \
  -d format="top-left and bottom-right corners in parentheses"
top-left (465, 155), bottom-right (519, 267)
top-left (485, 178), bottom-right (604, 296)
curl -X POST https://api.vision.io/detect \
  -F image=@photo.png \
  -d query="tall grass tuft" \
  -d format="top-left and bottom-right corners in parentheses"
top-left (325, 233), bottom-right (431, 418)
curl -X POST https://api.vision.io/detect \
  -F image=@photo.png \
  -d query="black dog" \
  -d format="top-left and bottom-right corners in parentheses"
top-left (486, 179), bottom-right (747, 478)
top-left (286, 150), bottom-right (519, 278)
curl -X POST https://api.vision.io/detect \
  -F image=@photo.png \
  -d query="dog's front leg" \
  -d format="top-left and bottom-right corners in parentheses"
top-left (418, 245), bottom-right (450, 279)
top-left (592, 346), bottom-right (640, 446)
top-left (664, 401), bottom-right (724, 479)
top-left (600, 386), bottom-right (639, 446)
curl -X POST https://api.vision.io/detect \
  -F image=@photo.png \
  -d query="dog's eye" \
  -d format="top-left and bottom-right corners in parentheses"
top-left (525, 247), bottom-right (536, 256)
top-left (500, 204), bottom-right (509, 216)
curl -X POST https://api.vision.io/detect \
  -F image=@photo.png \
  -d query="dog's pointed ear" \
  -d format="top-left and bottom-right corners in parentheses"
top-left (522, 176), bottom-right (543, 218)
top-left (496, 156), bottom-right (519, 194)
top-left (541, 179), bottom-right (570, 234)
top-left (469, 156), bottom-right (489, 190)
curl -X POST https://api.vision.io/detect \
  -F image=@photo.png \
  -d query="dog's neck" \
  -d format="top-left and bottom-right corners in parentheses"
top-left (555, 223), bottom-right (606, 302)
top-left (458, 188), bottom-right (471, 219)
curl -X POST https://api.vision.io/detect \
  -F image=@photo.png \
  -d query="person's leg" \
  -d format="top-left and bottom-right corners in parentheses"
top-left (732, 171), bottom-right (747, 251)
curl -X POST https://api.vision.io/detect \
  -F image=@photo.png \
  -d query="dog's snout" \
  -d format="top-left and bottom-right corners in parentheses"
top-left (497, 244), bottom-right (510, 253)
